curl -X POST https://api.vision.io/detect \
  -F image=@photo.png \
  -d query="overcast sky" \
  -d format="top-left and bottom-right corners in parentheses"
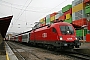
top-left (0, 0), bottom-right (73, 33)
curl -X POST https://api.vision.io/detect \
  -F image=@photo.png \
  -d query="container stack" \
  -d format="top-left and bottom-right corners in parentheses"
top-left (33, 0), bottom-right (90, 42)
top-left (72, 0), bottom-right (87, 26)
top-left (84, 0), bottom-right (90, 30)
top-left (84, 0), bottom-right (90, 19)
top-left (62, 5), bottom-right (72, 23)
top-left (84, 0), bottom-right (90, 42)
top-left (50, 12), bottom-right (58, 23)
top-left (39, 17), bottom-right (46, 27)
top-left (76, 29), bottom-right (87, 39)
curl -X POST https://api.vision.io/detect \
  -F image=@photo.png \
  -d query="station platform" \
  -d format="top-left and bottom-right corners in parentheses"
top-left (0, 42), bottom-right (6, 60)
top-left (5, 42), bottom-right (18, 60)
top-left (0, 42), bottom-right (18, 60)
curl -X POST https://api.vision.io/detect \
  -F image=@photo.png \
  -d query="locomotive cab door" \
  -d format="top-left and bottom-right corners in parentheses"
top-left (51, 27), bottom-right (59, 41)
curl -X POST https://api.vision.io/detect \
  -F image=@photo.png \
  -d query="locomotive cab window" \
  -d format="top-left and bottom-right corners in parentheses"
top-left (60, 26), bottom-right (74, 35)
top-left (52, 27), bottom-right (57, 33)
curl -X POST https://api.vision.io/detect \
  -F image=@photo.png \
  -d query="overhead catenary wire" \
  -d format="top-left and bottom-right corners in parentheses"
top-left (36, 0), bottom-right (68, 19)
top-left (0, 0), bottom-right (27, 7)
top-left (33, 0), bottom-right (68, 23)
top-left (3, 0), bottom-right (71, 33)
top-left (16, 0), bottom-right (29, 22)
top-left (14, 0), bottom-right (33, 30)
top-left (47, 0), bottom-right (68, 12)
top-left (10, 0), bottom-right (29, 30)
top-left (0, 0), bottom-right (54, 10)
top-left (8, 0), bottom-right (33, 33)
top-left (0, 0), bottom-right (68, 14)
top-left (0, 3), bottom-right (47, 13)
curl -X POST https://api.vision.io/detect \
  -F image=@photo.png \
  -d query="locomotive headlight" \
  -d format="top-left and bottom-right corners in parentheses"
top-left (76, 37), bottom-right (77, 40)
top-left (60, 36), bottom-right (63, 40)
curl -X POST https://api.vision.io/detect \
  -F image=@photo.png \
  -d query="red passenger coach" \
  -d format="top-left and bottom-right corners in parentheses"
top-left (18, 34), bottom-right (22, 42)
top-left (30, 22), bottom-right (81, 49)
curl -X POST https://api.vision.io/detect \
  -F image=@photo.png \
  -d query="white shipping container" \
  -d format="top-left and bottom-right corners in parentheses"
top-left (46, 22), bottom-right (50, 25)
top-left (46, 14), bottom-right (50, 19)
top-left (72, 10), bottom-right (86, 21)
top-left (58, 10), bottom-right (63, 16)
top-left (72, 13), bottom-right (75, 21)
top-left (55, 14), bottom-right (60, 19)
top-left (55, 10), bottom-right (63, 20)
top-left (72, 0), bottom-right (83, 7)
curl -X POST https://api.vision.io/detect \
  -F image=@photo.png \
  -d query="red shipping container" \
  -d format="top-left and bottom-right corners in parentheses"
top-left (88, 22), bottom-right (90, 30)
top-left (58, 15), bottom-right (65, 21)
top-left (86, 34), bottom-right (90, 42)
top-left (72, 18), bottom-right (87, 26)
top-left (84, 0), bottom-right (90, 3)
top-left (50, 12), bottom-right (58, 17)
top-left (64, 8), bottom-right (72, 16)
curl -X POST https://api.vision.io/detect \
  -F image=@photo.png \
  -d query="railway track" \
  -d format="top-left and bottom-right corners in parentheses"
top-left (6, 41), bottom-right (73, 60)
top-left (6, 41), bottom-right (43, 60)
top-left (6, 42), bottom-right (26, 60)
top-left (63, 50), bottom-right (90, 60)
top-left (7, 41), bottom-right (90, 60)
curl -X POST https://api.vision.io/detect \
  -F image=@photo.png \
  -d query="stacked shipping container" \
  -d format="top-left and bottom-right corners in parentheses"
top-left (62, 5), bottom-right (72, 23)
top-left (35, 0), bottom-right (90, 42)
top-left (39, 17), bottom-right (46, 27)
top-left (46, 14), bottom-right (50, 25)
top-left (76, 29), bottom-right (87, 40)
top-left (72, 0), bottom-right (87, 26)
top-left (84, 0), bottom-right (90, 42)
top-left (76, 29), bottom-right (87, 36)
top-left (50, 12), bottom-right (58, 22)
top-left (84, 0), bottom-right (90, 30)
top-left (55, 10), bottom-right (63, 20)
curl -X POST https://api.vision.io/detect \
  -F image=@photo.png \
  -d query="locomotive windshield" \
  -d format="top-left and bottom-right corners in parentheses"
top-left (60, 26), bottom-right (74, 35)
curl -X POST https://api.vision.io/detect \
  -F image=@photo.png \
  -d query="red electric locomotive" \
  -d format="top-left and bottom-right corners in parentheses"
top-left (30, 22), bottom-right (81, 49)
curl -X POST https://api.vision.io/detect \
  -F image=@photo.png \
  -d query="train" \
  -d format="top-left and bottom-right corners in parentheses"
top-left (9, 22), bottom-right (81, 50)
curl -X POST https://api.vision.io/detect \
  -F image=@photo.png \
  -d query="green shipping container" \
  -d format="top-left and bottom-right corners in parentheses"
top-left (85, 7), bottom-right (90, 14)
top-left (85, 5), bottom-right (90, 9)
top-left (62, 5), bottom-right (72, 13)
top-left (64, 17), bottom-right (72, 23)
top-left (84, 29), bottom-right (87, 36)
top-left (76, 29), bottom-right (87, 37)
top-left (76, 30), bottom-right (83, 36)
top-left (46, 18), bottom-right (50, 25)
